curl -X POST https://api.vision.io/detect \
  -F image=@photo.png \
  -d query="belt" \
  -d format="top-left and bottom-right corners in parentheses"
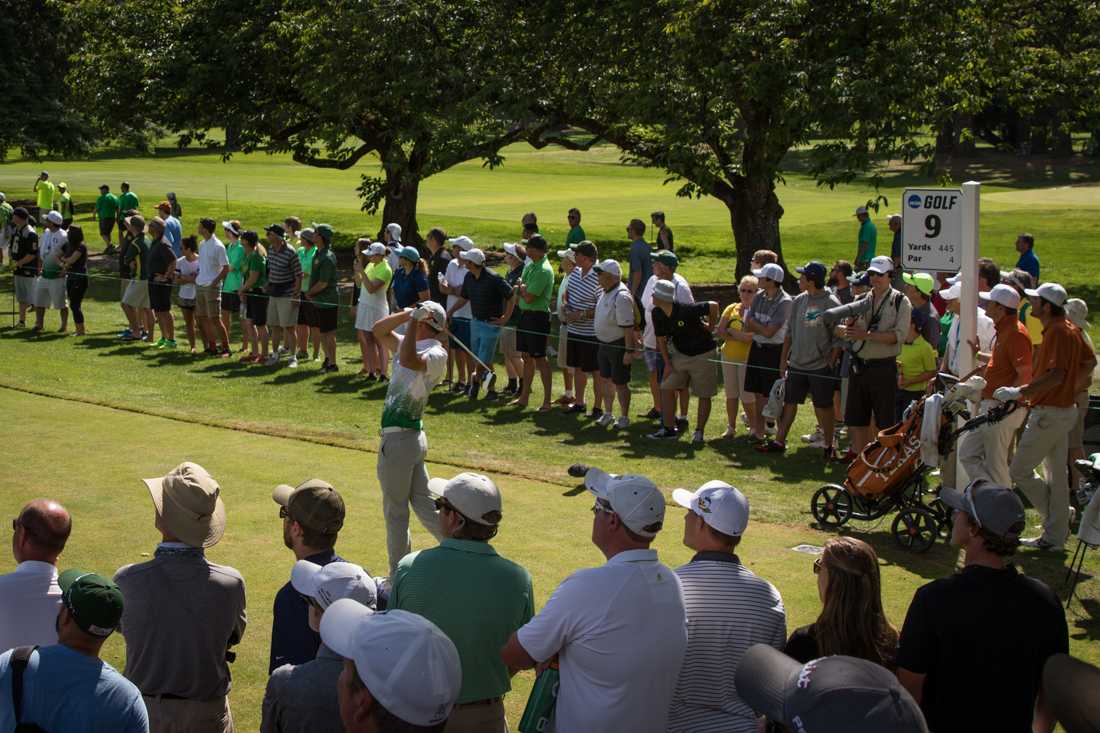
top-left (859, 357), bottom-right (896, 365)
top-left (455, 696), bottom-right (502, 708)
top-left (381, 426), bottom-right (420, 435)
top-left (142, 692), bottom-right (190, 700)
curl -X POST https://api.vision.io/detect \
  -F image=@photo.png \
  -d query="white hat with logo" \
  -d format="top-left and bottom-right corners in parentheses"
top-left (672, 480), bottom-right (750, 537)
top-left (867, 256), bottom-right (894, 274)
top-left (460, 248), bottom-right (486, 266)
top-left (1024, 282), bottom-right (1068, 308)
top-left (752, 263), bottom-right (785, 283)
top-left (427, 472), bottom-right (502, 526)
top-left (978, 283), bottom-right (1021, 310)
top-left (584, 469), bottom-right (666, 537)
top-left (447, 235), bottom-right (474, 251)
top-left (291, 560), bottom-right (377, 610)
top-left (594, 259), bottom-right (622, 279)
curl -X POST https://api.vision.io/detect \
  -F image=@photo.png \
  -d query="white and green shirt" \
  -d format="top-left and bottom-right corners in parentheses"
top-left (381, 334), bottom-right (447, 430)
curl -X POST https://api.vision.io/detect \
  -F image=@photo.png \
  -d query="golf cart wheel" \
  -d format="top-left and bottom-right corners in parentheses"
top-left (891, 507), bottom-right (940, 553)
top-left (811, 484), bottom-right (852, 528)
top-left (926, 498), bottom-right (952, 540)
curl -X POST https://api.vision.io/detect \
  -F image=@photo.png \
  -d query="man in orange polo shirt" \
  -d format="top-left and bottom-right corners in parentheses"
top-left (996, 283), bottom-right (1097, 550)
top-left (959, 284), bottom-right (1032, 488)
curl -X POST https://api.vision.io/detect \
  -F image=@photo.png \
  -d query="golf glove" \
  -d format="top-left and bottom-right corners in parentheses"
top-left (992, 386), bottom-right (1022, 403)
top-left (410, 304), bottom-right (433, 322)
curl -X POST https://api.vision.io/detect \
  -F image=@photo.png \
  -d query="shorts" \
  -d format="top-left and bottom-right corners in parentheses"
top-left (98, 218), bottom-right (115, 237)
top-left (221, 291), bottom-right (241, 314)
top-left (471, 319), bottom-right (502, 368)
top-left (556, 322), bottom-right (569, 369)
top-left (178, 297), bottom-right (196, 310)
top-left (721, 360), bottom-right (754, 403)
top-left (122, 278), bottom-right (151, 309)
top-left (845, 358), bottom-right (897, 428)
top-left (267, 295), bottom-right (300, 328)
top-left (450, 316), bottom-right (471, 350)
top-left (516, 310), bottom-right (550, 358)
top-left (498, 325), bottom-right (518, 359)
top-left (355, 298), bottom-right (389, 332)
top-left (566, 332), bottom-right (599, 373)
top-left (662, 348), bottom-right (718, 398)
top-left (195, 285), bottom-right (221, 318)
top-left (14, 275), bottom-right (36, 304)
top-left (316, 305), bottom-right (338, 334)
top-left (245, 291), bottom-right (268, 326)
top-left (149, 280), bottom-right (172, 313)
top-left (297, 299), bottom-right (318, 327)
top-left (597, 339), bottom-right (631, 386)
top-left (34, 277), bottom-right (67, 310)
top-left (784, 366), bottom-right (835, 409)
top-left (744, 342), bottom-right (782, 396)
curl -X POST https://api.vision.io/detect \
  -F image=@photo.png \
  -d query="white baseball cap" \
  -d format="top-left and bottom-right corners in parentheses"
top-left (938, 282), bottom-right (961, 300)
top-left (752, 263), bottom-right (784, 283)
top-left (427, 472), bottom-right (502, 526)
top-left (1065, 298), bottom-right (1088, 329)
top-left (854, 206), bottom-right (868, 216)
top-left (45, 210), bottom-right (63, 225)
top-left (978, 283), bottom-right (1021, 310)
top-left (672, 481), bottom-right (750, 538)
top-left (291, 560), bottom-right (378, 610)
top-left (556, 247), bottom-right (576, 262)
top-left (412, 300), bottom-right (448, 332)
top-left (1024, 282), bottom-right (1068, 308)
top-left (867, 255), bottom-right (894, 274)
top-left (385, 222), bottom-right (402, 242)
top-left (503, 242), bottom-right (521, 259)
top-left (584, 469), bottom-right (666, 538)
top-left (320, 602), bottom-right (461, 727)
top-left (447, 235), bottom-right (474, 251)
top-left (362, 242), bottom-right (387, 257)
top-left (460, 248), bottom-right (486, 266)
top-left (594, 259), bottom-right (622, 278)
top-left (652, 278), bottom-right (676, 302)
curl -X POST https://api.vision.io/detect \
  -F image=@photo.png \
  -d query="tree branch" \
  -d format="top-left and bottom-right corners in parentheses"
top-left (291, 142), bottom-right (374, 170)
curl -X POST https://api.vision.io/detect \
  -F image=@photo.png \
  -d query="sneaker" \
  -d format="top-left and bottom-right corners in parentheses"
top-left (1020, 537), bottom-right (1063, 551)
top-left (218, 348), bottom-right (231, 358)
top-left (155, 337), bottom-right (167, 348)
top-left (296, 350), bottom-right (308, 360)
top-left (118, 329), bottom-right (132, 339)
top-left (288, 356), bottom-right (299, 368)
top-left (555, 394), bottom-right (575, 406)
top-left (264, 353), bottom-right (280, 366)
top-left (721, 427), bottom-right (736, 439)
top-left (140, 331), bottom-right (151, 342)
top-left (323, 362), bottom-right (339, 374)
top-left (590, 408), bottom-right (605, 421)
top-left (564, 403), bottom-right (587, 414)
top-left (614, 416), bottom-right (630, 430)
top-left (675, 417), bottom-right (689, 433)
top-left (765, 420), bottom-right (777, 435)
top-left (647, 426), bottom-right (680, 440)
top-left (365, 373), bottom-right (377, 382)
top-left (163, 339), bottom-right (177, 350)
top-left (468, 381), bottom-right (481, 400)
top-left (277, 345), bottom-right (287, 356)
top-left (485, 389), bottom-right (499, 400)
top-left (692, 430), bottom-right (705, 446)
top-left (377, 374), bottom-right (388, 383)
top-left (643, 407), bottom-right (662, 420)
top-left (452, 382), bottom-right (467, 394)
top-left (597, 413), bottom-right (615, 427)
top-left (801, 428), bottom-right (824, 444)
top-left (805, 433), bottom-right (829, 449)
top-left (755, 440), bottom-right (787, 454)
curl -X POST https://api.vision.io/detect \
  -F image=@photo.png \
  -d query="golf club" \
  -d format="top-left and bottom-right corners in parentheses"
top-left (441, 324), bottom-right (497, 397)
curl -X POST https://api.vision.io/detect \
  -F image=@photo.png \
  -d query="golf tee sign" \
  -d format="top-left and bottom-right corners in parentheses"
top-left (902, 188), bottom-right (964, 271)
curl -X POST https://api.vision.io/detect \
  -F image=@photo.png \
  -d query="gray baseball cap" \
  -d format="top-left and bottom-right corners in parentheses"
top-left (938, 480), bottom-right (1025, 540)
top-left (737, 645), bottom-right (928, 733)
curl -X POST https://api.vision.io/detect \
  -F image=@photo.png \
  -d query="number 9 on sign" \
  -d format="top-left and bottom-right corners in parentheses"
top-left (925, 214), bottom-right (941, 238)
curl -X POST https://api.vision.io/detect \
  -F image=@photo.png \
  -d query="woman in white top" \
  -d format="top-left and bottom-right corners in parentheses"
top-left (554, 248), bottom-right (578, 405)
top-left (354, 240), bottom-right (393, 380)
top-left (174, 235), bottom-right (201, 353)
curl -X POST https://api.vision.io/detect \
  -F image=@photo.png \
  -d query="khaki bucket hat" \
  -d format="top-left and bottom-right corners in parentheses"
top-left (143, 462), bottom-right (226, 548)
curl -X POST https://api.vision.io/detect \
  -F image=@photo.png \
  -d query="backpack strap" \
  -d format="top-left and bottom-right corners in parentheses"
top-left (11, 645), bottom-right (38, 724)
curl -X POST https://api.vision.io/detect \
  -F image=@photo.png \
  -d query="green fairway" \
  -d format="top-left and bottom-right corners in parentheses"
top-left (1, 389), bottom-right (1097, 732)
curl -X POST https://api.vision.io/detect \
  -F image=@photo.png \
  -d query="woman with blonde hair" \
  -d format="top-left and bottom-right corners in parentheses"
top-left (716, 274), bottom-right (758, 438)
top-left (784, 536), bottom-right (898, 669)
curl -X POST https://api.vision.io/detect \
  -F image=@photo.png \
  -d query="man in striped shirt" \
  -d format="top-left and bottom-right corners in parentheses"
top-left (264, 224), bottom-right (303, 367)
top-left (668, 481), bottom-right (786, 733)
top-left (562, 240), bottom-right (603, 417)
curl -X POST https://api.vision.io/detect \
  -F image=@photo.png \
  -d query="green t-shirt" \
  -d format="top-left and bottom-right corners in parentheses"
top-left (298, 245), bottom-right (318, 292)
top-left (223, 241), bottom-right (245, 292)
top-left (519, 257), bottom-right (554, 312)
top-left (857, 218), bottom-right (877, 263)
top-left (117, 191), bottom-right (139, 216)
top-left (241, 250), bottom-right (267, 290)
top-left (0, 202), bottom-right (12, 230)
top-left (58, 193), bottom-right (74, 219)
top-left (34, 180), bottom-right (55, 211)
top-left (95, 193), bottom-right (119, 221)
top-left (565, 224), bottom-right (586, 246)
top-left (391, 539), bottom-right (535, 703)
top-left (898, 336), bottom-right (938, 389)
top-left (311, 248), bottom-right (338, 309)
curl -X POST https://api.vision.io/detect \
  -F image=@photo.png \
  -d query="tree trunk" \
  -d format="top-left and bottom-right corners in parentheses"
top-left (378, 169), bottom-right (423, 248)
top-left (728, 175), bottom-right (791, 288)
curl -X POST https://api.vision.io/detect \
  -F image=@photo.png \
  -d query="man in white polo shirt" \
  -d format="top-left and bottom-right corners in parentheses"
top-left (0, 499), bottom-right (72, 651)
top-left (668, 482), bottom-right (786, 733)
top-left (593, 259), bottom-right (637, 429)
top-left (501, 470), bottom-right (687, 733)
top-left (195, 217), bottom-right (231, 356)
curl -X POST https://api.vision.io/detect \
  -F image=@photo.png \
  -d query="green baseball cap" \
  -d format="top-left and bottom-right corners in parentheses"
top-left (902, 272), bottom-right (935, 296)
top-left (59, 569), bottom-right (124, 637)
top-left (312, 223), bottom-right (335, 244)
top-left (651, 249), bottom-right (679, 268)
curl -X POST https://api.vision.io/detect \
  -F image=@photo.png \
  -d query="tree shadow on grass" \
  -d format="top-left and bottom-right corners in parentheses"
top-left (316, 374), bottom-right (368, 395)
top-left (75, 335), bottom-right (122, 349)
top-left (264, 369), bottom-right (320, 386)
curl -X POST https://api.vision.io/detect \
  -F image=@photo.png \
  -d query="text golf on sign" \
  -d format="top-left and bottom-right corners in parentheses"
top-left (902, 188), bottom-right (963, 272)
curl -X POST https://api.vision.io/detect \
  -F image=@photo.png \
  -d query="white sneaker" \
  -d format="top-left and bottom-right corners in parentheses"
top-left (277, 345), bottom-right (287, 356)
top-left (805, 434), bottom-right (829, 449)
top-left (740, 412), bottom-right (750, 427)
top-left (288, 356), bottom-right (299, 368)
top-left (614, 416), bottom-right (630, 430)
top-left (721, 427), bottom-right (735, 439)
top-left (765, 420), bottom-right (777, 436)
top-left (264, 353), bottom-right (279, 366)
top-left (597, 413), bottom-right (615, 427)
top-left (801, 428), bottom-right (824, 444)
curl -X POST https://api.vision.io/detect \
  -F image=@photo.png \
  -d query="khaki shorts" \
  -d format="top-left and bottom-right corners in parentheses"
top-left (721, 359), bottom-right (755, 402)
top-left (14, 275), bottom-right (36, 305)
top-left (122, 278), bottom-right (150, 309)
top-left (34, 277), bottom-right (67, 309)
top-left (662, 348), bottom-right (718, 398)
top-left (267, 295), bottom-right (300, 328)
top-left (195, 285), bottom-right (221, 318)
top-left (499, 325), bottom-right (518, 358)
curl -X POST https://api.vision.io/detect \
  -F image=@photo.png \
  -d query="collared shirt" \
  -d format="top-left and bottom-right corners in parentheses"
top-left (163, 215), bottom-right (182, 257)
top-left (196, 236), bottom-right (228, 287)
top-left (1016, 248), bottom-right (1040, 281)
top-left (39, 227), bottom-right (68, 278)
top-left (460, 267), bottom-right (513, 322)
top-left (428, 248), bottom-right (452, 304)
top-left (516, 548), bottom-right (687, 733)
top-left (641, 273), bottom-right (694, 349)
top-left (519, 257), bottom-right (554, 312)
top-left (266, 243), bottom-right (303, 294)
top-left (668, 552), bottom-right (786, 733)
top-left (653, 301), bottom-right (716, 357)
top-left (628, 239), bottom-right (653, 297)
top-left (445, 260), bottom-right (472, 319)
top-left (1030, 318), bottom-right (1090, 408)
top-left (270, 550), bottom-right (343, 674)
top-left (945, 307), bottom-right (996, 375)
top-left (391, 538), bottom-right (534, 703)
top-left (0, 560), bottom-right (62, 651)
top-left (261, 643), bottom-right (344, 733)
top-left (594, 282), bottom-right (635, 343)
top-left (982, 317), bottom-right (1033, 399)
top-left (0, 644), bottom-right (149, 733)
top-left (856, 218), bottom-right (877, 264)
top-left (11, 224), bottom-right (39, 277)
top-left (114, 548), bottom-right (247, 700)
top-left (825, 287), bottom-right (911, 360)
top-left (381, 334), bottom-right (448, 429)
top-left (564, 266), bottom-right (600, 336)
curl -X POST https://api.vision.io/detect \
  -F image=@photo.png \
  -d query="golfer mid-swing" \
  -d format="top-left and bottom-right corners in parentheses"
top-left (372, 301), bottom-right (450, 574)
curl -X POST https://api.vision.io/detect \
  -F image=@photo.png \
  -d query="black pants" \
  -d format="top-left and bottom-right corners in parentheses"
top-left (67, 275), bottom-right (88, 325)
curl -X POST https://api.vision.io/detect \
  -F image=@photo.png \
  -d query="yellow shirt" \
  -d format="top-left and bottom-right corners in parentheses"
top-left (897, 337), bottom-right (938, 389)
top-left (720, 302), bottom-right (752, 363)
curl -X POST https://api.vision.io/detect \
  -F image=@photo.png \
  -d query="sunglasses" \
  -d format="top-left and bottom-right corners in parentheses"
top-left (870, 271), bottom-right (890, 278)
top-left (590, 499), bottom-right (614, 516)
top-left (433, 497), bottom-right (450, 512)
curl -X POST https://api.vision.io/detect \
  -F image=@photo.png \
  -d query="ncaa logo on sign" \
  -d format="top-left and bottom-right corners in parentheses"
top-left (907, 194), bottom-right (922, 209)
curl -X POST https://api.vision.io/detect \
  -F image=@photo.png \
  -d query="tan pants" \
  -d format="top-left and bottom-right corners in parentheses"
top-left (445, 698), bottom-right (508, 733)
top-left (1010, 405), bottom-right (1079, 547)
top-left (144, 695), bottom-right (233, 733)
top-left (958, 399), bottom-right (1028, 488)
top-left (377, 429), bottom-right (442, 574)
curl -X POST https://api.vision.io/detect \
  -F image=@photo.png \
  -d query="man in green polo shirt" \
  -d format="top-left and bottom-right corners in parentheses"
top-left (296, 227), bottom-right (320, 362)
top-left (304, 223), bottom-right (340, 372)
top-left (509, 234), bottom-right (555, 411)
top-left (565, 207), bottom-right (586, 246)
top-left (118, 182), bottom-right (139, 216)
top-left (854, 205), bottom-right (877, 270)
top-left (94, 184), bottom-right (120, 252)
top-left (391, 472), bottom-right (533, 733)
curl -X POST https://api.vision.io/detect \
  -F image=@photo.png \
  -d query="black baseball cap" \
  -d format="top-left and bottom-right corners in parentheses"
top-left (264, 223), bottom-right (286, 238)
top-left (797, 261), bottom-right (828, 285)
top-left (737, 645), bottom-right (928, 733)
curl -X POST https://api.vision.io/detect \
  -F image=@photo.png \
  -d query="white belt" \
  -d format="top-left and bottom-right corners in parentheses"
top-left (380, 426), bottom-right (419, 435)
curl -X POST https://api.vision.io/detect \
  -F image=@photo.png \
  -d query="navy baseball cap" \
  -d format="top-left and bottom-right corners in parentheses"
top-left (796, 261), bottom-right (828, 285)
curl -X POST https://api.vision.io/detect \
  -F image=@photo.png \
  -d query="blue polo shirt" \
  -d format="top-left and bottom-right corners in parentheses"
top-left (269, 549), bottom-right (344, 674)
top-left (392, 267), bottom-right (429, 309)
top-left (1016, 248), bottom-right (1040, 281)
